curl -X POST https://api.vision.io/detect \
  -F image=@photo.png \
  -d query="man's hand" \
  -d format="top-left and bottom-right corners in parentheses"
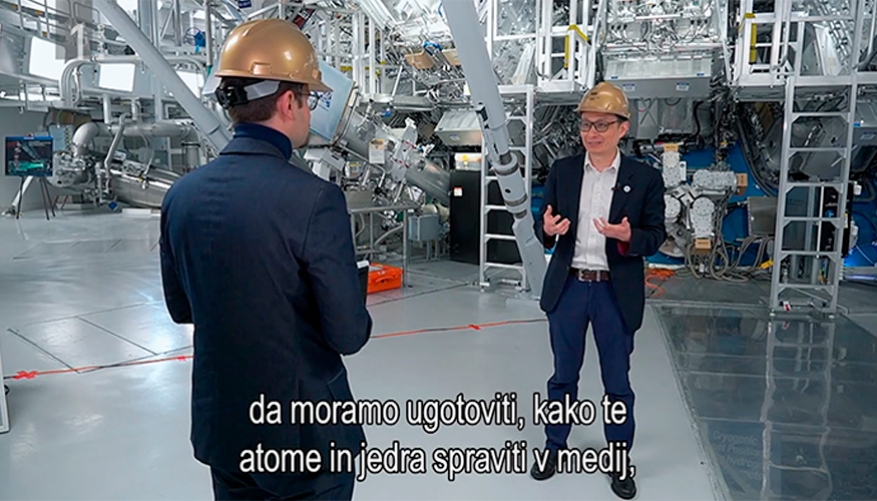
top-left (543, 205), bottom-right (570, 237)
top-left (594, 217), bottom-right (631, 242)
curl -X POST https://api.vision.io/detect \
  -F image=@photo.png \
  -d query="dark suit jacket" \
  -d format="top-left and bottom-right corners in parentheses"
top-left (535, 152), bottom-right (666, 333)
top-left (159, 135), bottom-right (372, 472)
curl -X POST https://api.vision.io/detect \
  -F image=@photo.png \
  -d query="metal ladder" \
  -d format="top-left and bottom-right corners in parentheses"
top-left (480, 84), bottom-right (535, 290)
top-left (769, 0), bottom-right (868, 314)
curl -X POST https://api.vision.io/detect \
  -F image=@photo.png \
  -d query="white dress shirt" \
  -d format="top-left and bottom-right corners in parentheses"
top-left (571, 150), bottom-right (620, 271)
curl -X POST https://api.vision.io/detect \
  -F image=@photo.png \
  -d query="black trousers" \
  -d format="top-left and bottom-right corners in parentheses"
top-left (544, 277), bottom-right (635, 452)
top-left (211, 467), bottom-right (355, 501)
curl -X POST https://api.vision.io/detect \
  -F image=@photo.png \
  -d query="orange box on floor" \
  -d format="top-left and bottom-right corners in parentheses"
top-left (367, 263), bottom-right (403, 294)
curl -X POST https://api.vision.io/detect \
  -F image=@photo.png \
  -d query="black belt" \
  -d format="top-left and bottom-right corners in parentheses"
top-left (570, 268), bottom-right (611, 282)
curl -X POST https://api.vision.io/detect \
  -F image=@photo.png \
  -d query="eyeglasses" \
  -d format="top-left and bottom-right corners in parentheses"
top-left (580, 120), bottom-right (619, 132)
top-left (306, 92), bottom-right (321, 111)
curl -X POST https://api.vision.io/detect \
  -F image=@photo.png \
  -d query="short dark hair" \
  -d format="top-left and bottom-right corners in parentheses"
top-left (220, 78), bottom-right (307, 124)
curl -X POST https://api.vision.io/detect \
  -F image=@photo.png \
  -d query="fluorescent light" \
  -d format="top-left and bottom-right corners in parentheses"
top-left (28, 38), bottom-right (66, 81)
top-left (98, 63), bottom-right (136, 92)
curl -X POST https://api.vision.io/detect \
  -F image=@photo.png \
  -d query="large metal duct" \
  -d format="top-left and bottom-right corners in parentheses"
top-left (304, 62), bottom-right (451, 205)
top-left (335, 110), bottom-right (451, 206)
top-left (110, 164), bottom-right (181, 209)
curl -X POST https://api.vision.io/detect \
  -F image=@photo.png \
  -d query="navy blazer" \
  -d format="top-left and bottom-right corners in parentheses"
top-left (159, 132), bottom-right (373, 472)
top-left (535, 152), bottom-right (666, 333)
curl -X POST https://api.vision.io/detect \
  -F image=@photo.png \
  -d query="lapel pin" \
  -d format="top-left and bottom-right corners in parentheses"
top-left (623, 185), bottom-right (631, 193)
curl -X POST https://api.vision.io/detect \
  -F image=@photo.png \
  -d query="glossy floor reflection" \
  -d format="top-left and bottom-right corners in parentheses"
top-left (1, 210), bottom-right (717, 500)
top-left (655, 305), bottom-right (877, 501)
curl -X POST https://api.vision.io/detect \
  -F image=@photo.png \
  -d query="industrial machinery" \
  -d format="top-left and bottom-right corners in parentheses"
top-left (0, 0), bottom-right (875, 308)
top-left (47, 119), bottom-right (198, 207)
top-left (442, 0), bottom-right (546, 296)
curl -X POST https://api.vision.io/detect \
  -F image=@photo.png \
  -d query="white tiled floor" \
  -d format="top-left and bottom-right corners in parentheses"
top-left (0, 210), bottom-right (719, 500)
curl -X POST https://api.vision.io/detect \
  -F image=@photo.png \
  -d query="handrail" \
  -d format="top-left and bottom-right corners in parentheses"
top-left (348, 203), bottom-right (418, 214)
top-left (586, 0), bottom-right (609, 88)
top-left (564, 24), bottom-right (589, 71)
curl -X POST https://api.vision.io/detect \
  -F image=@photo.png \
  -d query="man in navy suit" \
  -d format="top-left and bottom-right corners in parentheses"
top-left (159, 19), bottom-right (372, 500)
top-left (529, 82), bottom-right (666, 499)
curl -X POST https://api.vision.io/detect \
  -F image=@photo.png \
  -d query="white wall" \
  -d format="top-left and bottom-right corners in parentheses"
top-left (0, 109), bottom-right (54, 213)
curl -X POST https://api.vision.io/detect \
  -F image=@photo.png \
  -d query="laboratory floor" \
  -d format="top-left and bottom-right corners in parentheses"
top-left (653, 304), bottom-right (877, 501)
top-left (0, 209), bottom-right (874, 500)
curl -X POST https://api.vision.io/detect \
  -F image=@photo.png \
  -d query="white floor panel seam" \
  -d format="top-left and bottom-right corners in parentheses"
top-left (5, 327), bottom-right (75, 371)
top-left (5, 301), bottom-right (164, 330)
top-left (76, 317), bottom-right (160, 356)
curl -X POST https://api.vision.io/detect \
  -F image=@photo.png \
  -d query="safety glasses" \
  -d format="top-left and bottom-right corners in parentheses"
top-left (580, 120), bottom-right (619, 132)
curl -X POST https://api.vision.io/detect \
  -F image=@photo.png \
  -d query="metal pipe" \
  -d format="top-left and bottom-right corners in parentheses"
top-left (10, 72), bottom-right (61, 88)
top-left (104, 116), bottom-right (127, 170)
top-left (206, 0), bottom-right (215, 69)
top-left (391, 67), bottom-right (403, 96)
top-left (110, 121), bottom-right (195, 138)
top-left (373, 224), bottom-right (402, 246)
top-left (443, 0), bottom-right (546, 295)
top-left (102, 94), bottom-right (112, 122)
top-left (245, 3), bottom-right (279, 19)
top-left (72, 121), bottom-right (101, 157)
top-left (174, 0), bottom-right (183, 46)
top-left (92, 0), bottom-right (229, 151)
top-left (367, 16), bottom-right (376, 95)
top-left (603, 42), bottom-right (723, 51)
top-left (60, 54), bottom-right (207, 107)
top-left (131, 98), bottom-right (140, 121)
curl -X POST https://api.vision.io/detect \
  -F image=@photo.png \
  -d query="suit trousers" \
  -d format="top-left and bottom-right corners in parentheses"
top-left (210, 467), bottom-right (355, 501)
top-left (544, 275), bottom-right (635, 452)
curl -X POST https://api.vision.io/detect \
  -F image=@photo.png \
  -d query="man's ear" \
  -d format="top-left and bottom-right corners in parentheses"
top-left (276, 90), bottom-right (296, 121)
top-left (619, 119), bottom-right (630, 137)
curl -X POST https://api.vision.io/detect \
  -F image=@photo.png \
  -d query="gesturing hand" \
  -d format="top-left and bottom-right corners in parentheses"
top-left (594, 217), bottom-right (631, 242)
top-left (543, 205), bottom-right (570, 237)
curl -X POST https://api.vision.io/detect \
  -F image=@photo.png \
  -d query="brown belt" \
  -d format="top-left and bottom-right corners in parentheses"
top-left (570, 268), bottom-right (611, 282)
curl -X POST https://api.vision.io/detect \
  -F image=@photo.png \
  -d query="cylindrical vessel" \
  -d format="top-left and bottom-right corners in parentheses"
top-left (336, 109), bottom-right (450, 205)
top-left (110, 166), bottom-right (181, 208)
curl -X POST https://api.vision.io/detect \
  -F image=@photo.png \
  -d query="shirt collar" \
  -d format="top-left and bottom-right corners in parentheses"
top-left (584, 149), bottom-right (620, 173)
top-left (232, 122), bottom-right (293, 160)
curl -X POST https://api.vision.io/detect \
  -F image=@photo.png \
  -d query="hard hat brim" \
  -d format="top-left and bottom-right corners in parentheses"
top-left (214, 70), bottom-right (333, 93)
top-left (310, 80), bottom-right (332, 93)
top-left (576, 105), bottom-right (630, 120)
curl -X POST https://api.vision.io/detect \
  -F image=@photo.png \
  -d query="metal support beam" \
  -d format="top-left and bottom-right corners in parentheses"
top-left (442, 0), bottom-right (546, 297)
top-left (91, 0), bottom-right (231, 152)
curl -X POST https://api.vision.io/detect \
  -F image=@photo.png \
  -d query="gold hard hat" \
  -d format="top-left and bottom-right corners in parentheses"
top-left (214, 18), bottom-right (331, 93)
top-left (576, 82), bottom-right (630, 119)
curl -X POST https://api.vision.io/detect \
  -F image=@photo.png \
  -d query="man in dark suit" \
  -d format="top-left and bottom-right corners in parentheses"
top-left (529, 82), bottom-right (666, 499)
top-left (159, 19), bottom-right (372, 500)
